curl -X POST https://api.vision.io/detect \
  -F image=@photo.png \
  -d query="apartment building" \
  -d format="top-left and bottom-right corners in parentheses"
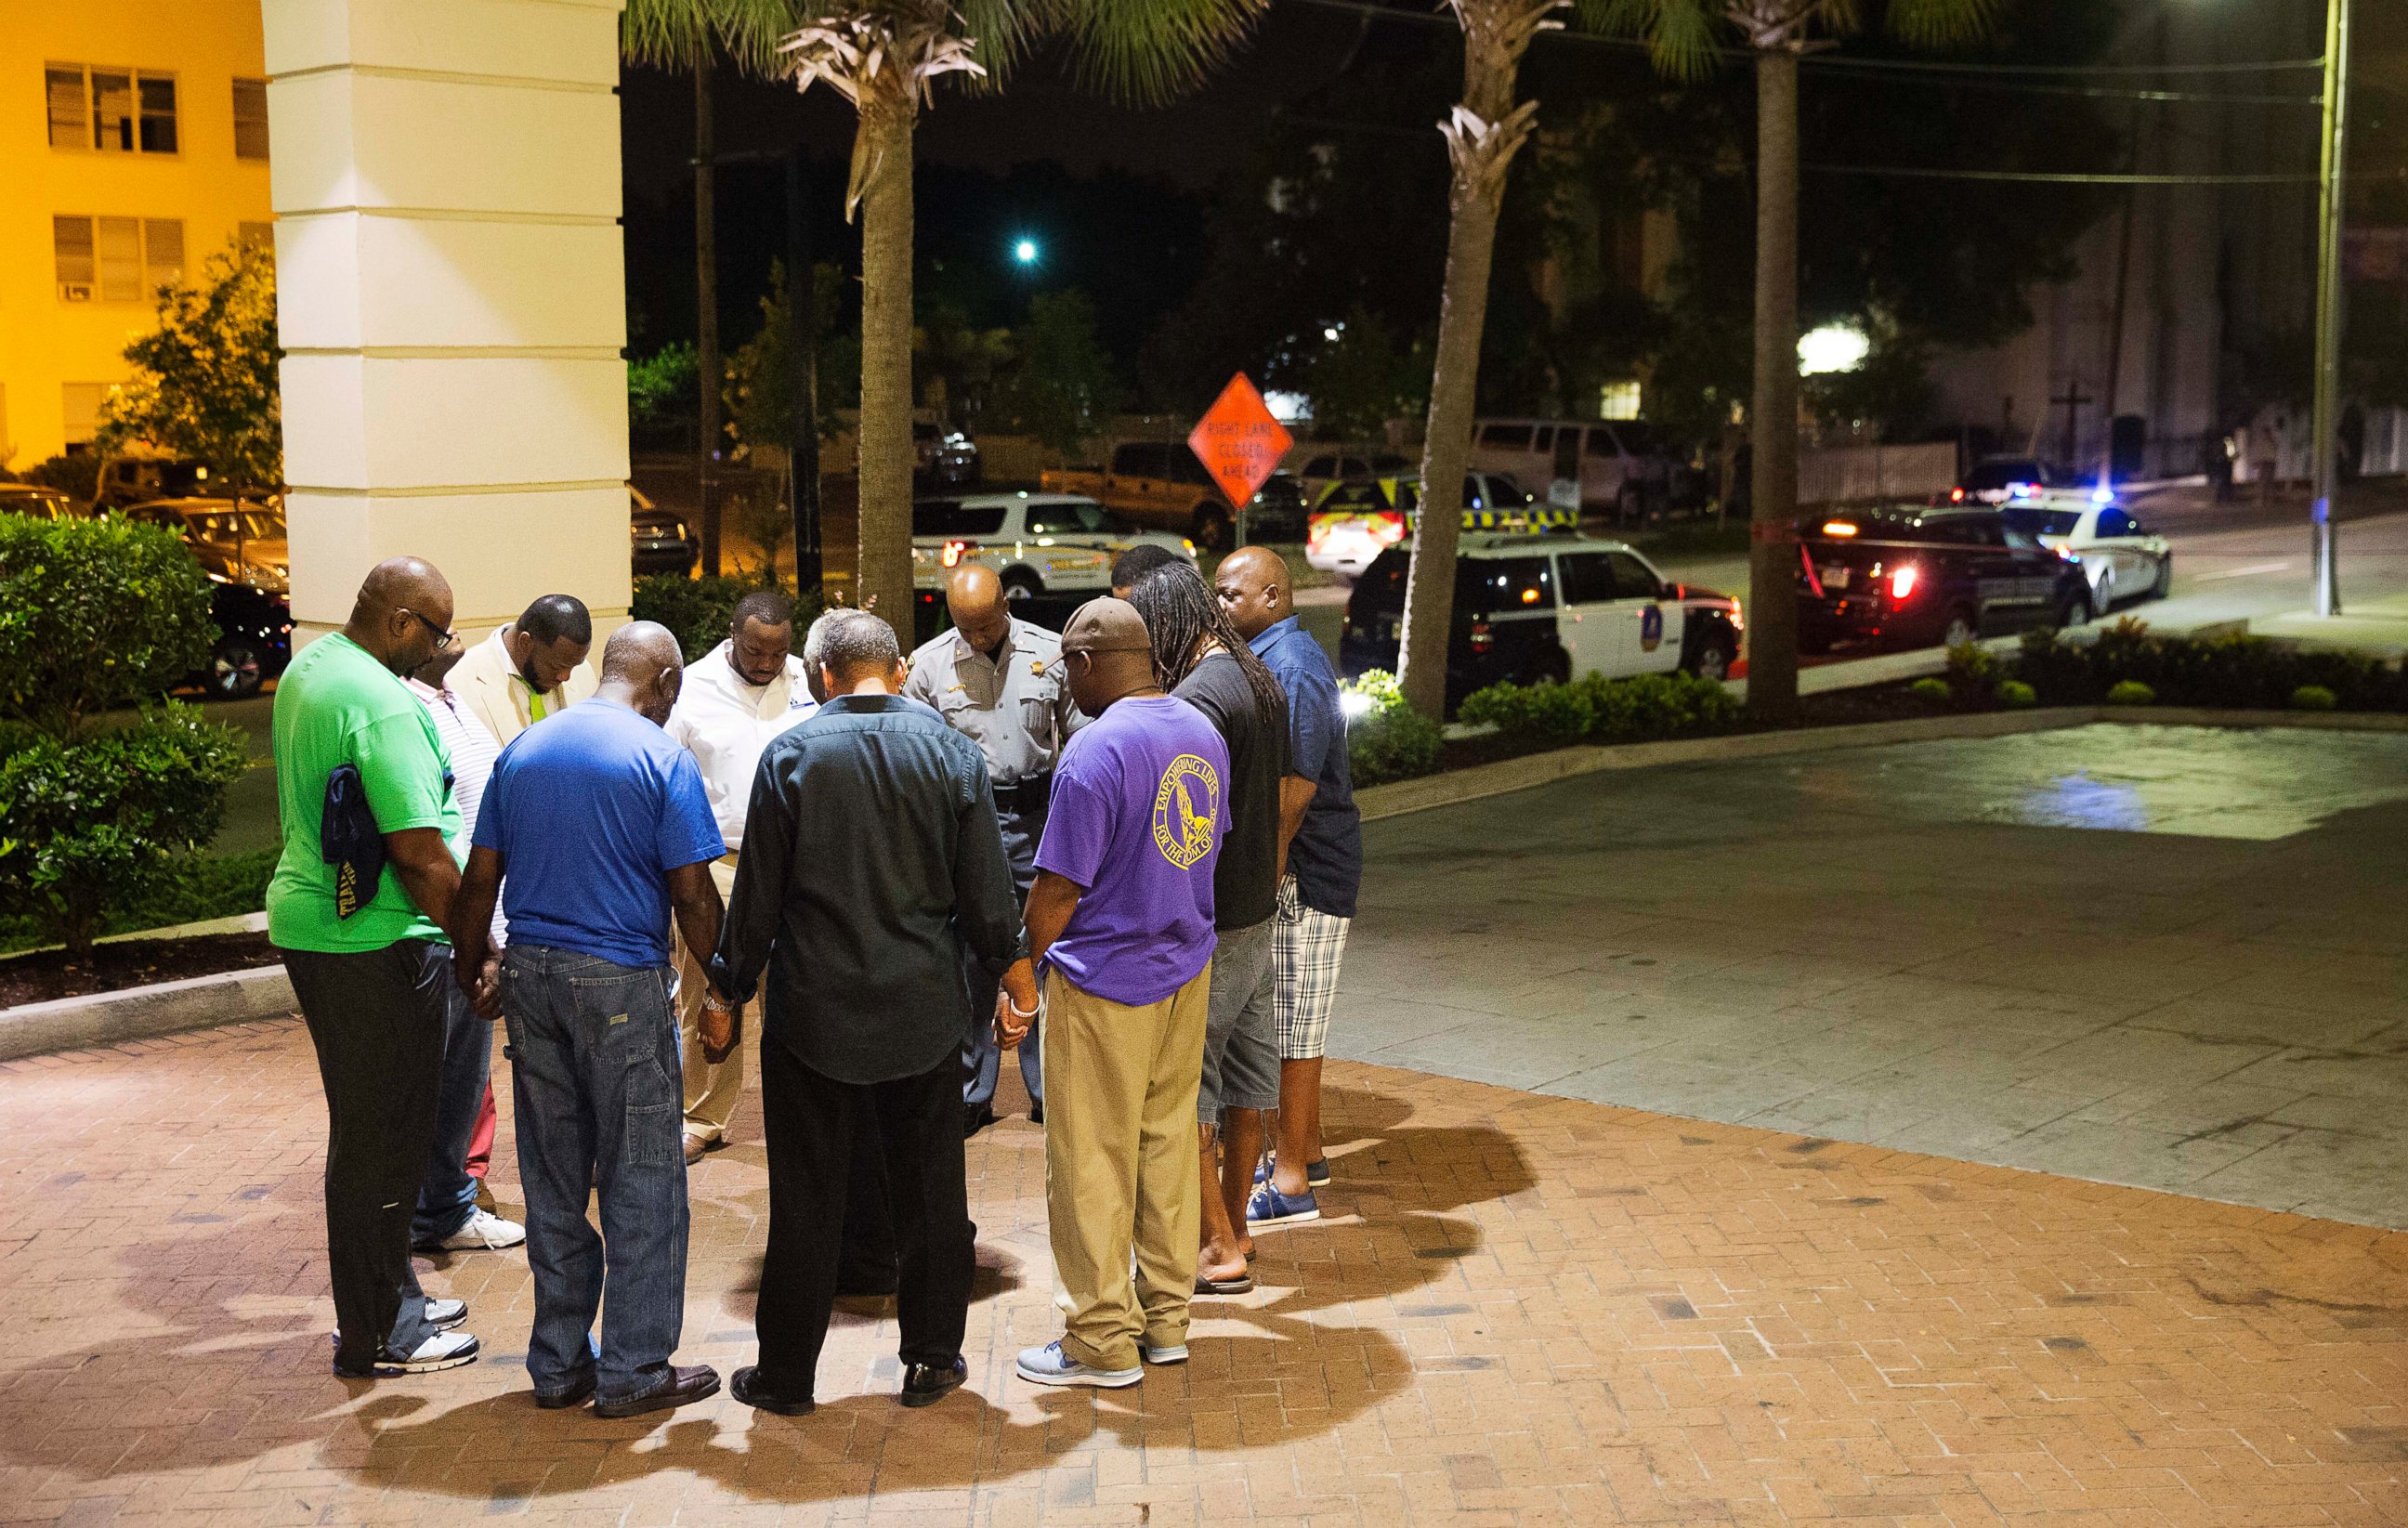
top-left (0, 1), bottom-right (272, 467)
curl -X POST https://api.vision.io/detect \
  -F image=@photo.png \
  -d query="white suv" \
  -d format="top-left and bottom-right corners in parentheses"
top-left (910, 492), bottom-right (1195, 601)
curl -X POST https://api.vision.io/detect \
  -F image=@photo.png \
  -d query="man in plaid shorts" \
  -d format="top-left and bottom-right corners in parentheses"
top-left (1213, 548), bottom-right (1362, 1226)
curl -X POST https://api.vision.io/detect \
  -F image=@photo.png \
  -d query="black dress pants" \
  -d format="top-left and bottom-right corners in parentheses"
top-left (284, 938), bottom-right (451, 1373)
top-left (755, 1041), bottom-right (974, 1399)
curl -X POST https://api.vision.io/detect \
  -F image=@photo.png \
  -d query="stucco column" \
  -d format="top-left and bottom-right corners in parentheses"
top-left (263, 0), bottom-right (629, 645)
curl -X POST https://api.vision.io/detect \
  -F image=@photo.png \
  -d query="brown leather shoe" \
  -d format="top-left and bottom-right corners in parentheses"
top-left (682, 1133), bottom-right (708, 1166)
top-left (593, 1364), bottom-right (720, 1418)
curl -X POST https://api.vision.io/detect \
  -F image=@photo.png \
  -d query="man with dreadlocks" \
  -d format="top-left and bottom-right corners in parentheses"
top-left (1126, 561), bottom-right (1291, 1295)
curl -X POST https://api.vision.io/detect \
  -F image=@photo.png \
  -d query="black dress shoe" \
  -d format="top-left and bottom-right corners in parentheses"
top-left (534, 1372), bottom-right (597, 1409)
top-left (1028, 1102), bottom-right (1044, 1125)
top-left (593, 1363), bottom-right (720, 1418)
top-left (899, 1356), bottom-right (967, 1408)
top-left (731, 1364), bottom-right (815, 1416)
top-left (963, 1105), bottom-right (997, 1139)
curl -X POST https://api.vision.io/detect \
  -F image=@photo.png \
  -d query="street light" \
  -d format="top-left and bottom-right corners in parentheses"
top-left (2310, 0), bottom-right (2352, 618)
top-left (1012, 237), bottom-right (1040, 267)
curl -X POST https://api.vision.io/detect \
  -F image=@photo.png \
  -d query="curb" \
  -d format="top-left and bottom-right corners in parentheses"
top-left (0, 962), bottom-right (294, 1064)
top-left (1356, 705), bottom-right (2407, 822)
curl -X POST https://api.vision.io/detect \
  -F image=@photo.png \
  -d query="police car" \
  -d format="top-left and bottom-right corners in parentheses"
top-left (911, 491), bottom-right (1196, 601)
top-left (1306, 472), bottom-right (1574, 581)
top-left (2001, 500), bottom-right (2172, 611)
top-left (1341, 533), bottom-right (1743, 713)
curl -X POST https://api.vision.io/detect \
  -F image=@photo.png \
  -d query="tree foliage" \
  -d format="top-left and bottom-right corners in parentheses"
top-left (0, 513), bottom-right (216, 740)
top-left (989, 291), bottom-right (1123, 452)
top-left (96, 240), bottom-right (281, 490)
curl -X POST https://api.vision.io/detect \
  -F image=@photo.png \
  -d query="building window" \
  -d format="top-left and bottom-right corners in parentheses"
top-left (232, 78), bottom-right (269, 160)
top-left (61, 384), bottom-right (111, 448)
top-left (1598, 381), bottom-right (1642, 422)
top-left (47, 65), bottom-right (177, 154)
top-left (45, 66), bottom-right (87, 147)
top-left (53, 215), bottom-right (185, 303)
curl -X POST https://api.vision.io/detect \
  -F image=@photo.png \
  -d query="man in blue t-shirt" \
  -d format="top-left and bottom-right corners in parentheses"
top-left (1216, 549), bottom-right (1365, 1222)
top-left (452, 621), bottom-right (729, 1420)
top-left (1014, 599), bottom-right (1229, 1391)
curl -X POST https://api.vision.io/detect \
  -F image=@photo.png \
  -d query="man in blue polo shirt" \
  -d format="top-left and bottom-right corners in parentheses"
top-left (452, 621), bottom-right (730, 1419)
top-left (1215, 548), bottom-right (1363, 1223)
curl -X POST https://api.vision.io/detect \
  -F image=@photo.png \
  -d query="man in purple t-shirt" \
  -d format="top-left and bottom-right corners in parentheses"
top-left (1012, 599), bottom-right (1228, 1390)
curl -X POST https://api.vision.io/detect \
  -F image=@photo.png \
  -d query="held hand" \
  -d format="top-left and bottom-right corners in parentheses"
top-left (992, 993), bottom-right (1027, 1050)
top-left (700, 991), bottom-right (739, 1064)
top-left (468, 958), bottom-right (504, 1021)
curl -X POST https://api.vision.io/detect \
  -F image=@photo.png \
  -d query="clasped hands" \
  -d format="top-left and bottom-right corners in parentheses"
top-left (991, 958), bottom-right (1039, 1051)
top-left (700, 986), bottom-right (742, 1064)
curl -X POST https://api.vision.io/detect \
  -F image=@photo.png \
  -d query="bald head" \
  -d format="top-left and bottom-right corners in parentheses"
top-left (945, 564), bottom-right (1011, 657)
top-left (345, 556), bottom-right (454, 675)
top-left (1059, 596), bottom-right (1159, 715)
top-left (1212, 545), bottom-right (1292, 641)
top-left (596, 620), bottom-right (686, 724)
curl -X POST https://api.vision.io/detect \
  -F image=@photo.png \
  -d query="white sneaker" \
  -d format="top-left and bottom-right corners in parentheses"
top-left (426, 1298), bottom-right (467, 1330)
top-left (417, 1208), bottom-right (526, 1253)
top-left (334, 1328), bottom-right (480, 1378)
top-left (1142, 1341), bottom-right (1188, 1365)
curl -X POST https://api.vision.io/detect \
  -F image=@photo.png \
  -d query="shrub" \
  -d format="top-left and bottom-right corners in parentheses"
top-left (1996, 679), bottom-right (2037, 709)
top-left (631, 571), bottom-right (819, 665)
top-left (0, 706), bottom-right (248, 960)
top-left (0, 847), bottom-right (275, 957)
top-left (2291, 685), bottom-right (2337, 711)
top-left (18, 452), bottom-right (101, 503)
top-left (2014, 621), bottom-right (2407, 712)
top-left (1459, 670), bottom-right (1741, 748)
top-left (1908, 677), bottom-right (1954, 706)
top-left (1342, 670), bottom-right (1442, 787)
top-left (0, 512), bottom-right (216, 737)
top-left (1944, 640), bottom-right (2002, 699)
top-left (2106, 680), bottom-right (2156, 706)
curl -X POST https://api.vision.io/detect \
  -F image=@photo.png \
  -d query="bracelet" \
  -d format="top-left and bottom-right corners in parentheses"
top-left (702, 991), bottom-right (734, 1012)
top-left (1006, 995), bottom-right (1039, 1020)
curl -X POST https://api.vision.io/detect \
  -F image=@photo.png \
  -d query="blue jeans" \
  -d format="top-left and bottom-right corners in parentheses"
top-left (962, 829), bottom-right (1040, 1117)
top-left (500, 944), bottom-right (690, 1405)
top-left (412, 972), bottom-right (488, 1245)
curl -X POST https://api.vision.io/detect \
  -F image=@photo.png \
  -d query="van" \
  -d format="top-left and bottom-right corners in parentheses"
top-left (1467, 418), bottom-right (1670, 521)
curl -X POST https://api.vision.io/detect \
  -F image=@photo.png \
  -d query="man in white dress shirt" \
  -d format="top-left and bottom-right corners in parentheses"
top-left (663, 590), bottom-right (818, 1163)
top-left (451, 594), bottom-right (600, 749)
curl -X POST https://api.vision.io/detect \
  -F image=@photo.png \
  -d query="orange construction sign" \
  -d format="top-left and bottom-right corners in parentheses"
top-left (1188, 373), bottom-right (1293, 512)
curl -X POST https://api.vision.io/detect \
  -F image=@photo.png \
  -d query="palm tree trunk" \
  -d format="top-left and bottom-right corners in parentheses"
top-left (695, 53), bottom-right (723, 579)
top-left (1745, 44), bottom-right (1801, 725)
top-left (854, 95), bottom-right (916, 636)
top-left (1396, 2), bottom-right (1545, 723)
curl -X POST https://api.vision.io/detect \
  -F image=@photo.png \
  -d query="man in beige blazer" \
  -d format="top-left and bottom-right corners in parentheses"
top-left (452, 594), bottom-right (600, 747)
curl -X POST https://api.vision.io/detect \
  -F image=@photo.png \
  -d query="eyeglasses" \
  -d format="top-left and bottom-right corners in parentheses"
top-left (399, 608), bottom-right (457, 652)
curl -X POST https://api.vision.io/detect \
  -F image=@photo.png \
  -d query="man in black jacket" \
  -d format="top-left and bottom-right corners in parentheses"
top-left (710, 610), bottom-right (1037, 1414)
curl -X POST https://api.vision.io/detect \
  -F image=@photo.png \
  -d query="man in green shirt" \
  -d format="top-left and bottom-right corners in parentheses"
top-left (268, 555), bottom-right (487, 1378)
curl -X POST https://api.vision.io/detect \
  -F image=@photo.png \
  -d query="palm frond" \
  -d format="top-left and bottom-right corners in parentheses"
top-left (1576, 0), bottom-right (1720, 81)
top-left (1882, 0), bottom-right (2000, 49)
top-left (1046, 0), bottom-right (1269, 110)
top-left (622, 0), bottom-right (825, 76)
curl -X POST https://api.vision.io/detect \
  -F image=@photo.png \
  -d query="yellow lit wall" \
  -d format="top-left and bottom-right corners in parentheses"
top-left (0, 1), bottom-right (272, 469)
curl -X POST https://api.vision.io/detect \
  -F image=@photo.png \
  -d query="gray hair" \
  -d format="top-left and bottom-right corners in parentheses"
top-left (815, 607), bottom-right (901, 686)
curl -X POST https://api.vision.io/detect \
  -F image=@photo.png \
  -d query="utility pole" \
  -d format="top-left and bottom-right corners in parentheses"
top-left (2309, 0), bottom-right (2352, 618)
top-left (786, 151), bottom-right (822, 596)
top-left (695, 53), bottom-right (723, 578)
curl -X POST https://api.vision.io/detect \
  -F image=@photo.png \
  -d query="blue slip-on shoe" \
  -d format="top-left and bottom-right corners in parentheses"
top-left (1251, 1155), bottom-right (1331, 1189)
top-left (1246, 1182), bottom-right (1321, 1227)
top-left (1015, 1340), bottom-right (1142, 1389)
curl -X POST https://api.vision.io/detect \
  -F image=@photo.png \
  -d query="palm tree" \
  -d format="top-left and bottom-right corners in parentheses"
top-left (1594, 0), bottom-right (1997, 725)
top-left (1394, 0), bottom-right (1566, 723)
top-left (631, 0), bottom-right (1266, 636)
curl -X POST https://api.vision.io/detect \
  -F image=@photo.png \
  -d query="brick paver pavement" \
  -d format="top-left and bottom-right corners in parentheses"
top-left (2, 1018), bottom-right (2404, 1527)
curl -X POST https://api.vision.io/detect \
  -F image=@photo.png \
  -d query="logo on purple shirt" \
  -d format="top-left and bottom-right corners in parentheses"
top-left (1151, 753), bottom-right (1221, 868)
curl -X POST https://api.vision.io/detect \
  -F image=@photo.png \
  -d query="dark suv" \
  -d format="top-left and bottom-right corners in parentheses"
top-left (1796, 505), bottom-right (2091, 653)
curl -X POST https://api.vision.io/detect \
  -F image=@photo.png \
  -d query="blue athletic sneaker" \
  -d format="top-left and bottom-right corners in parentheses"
top-left (1246, 1182), bottom-right (1321, 1227)
top-left (1252, 1156), bottom-right (1330, 1189)
top-left (1015, 1340), bottom-right (1142, 1389)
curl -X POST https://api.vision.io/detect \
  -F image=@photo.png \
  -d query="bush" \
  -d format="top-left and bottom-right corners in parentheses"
top-left (631, 571), bottom-right (820, 664)
top-left (2292, 685), bottom-right (2337, 711)
top-left (2016, 620), bottom-right (2407, 712)
top-left (0, 706), bottom-right (248, 960)
top-left (16, 452), bottom-right (101, 503)
top-left (1908, 677), bottom-right (1954, 706)
top-left (0, 512), bottom-right (216, 736)
top-left (1944, 640), bottom-right (2002, 698)
top-left (2106, 679), bottom-right (2156, 706)
top-left (0, 847), bottom-right (274, 956)
top-left (1459, 669), bottom-right (1742, 749)
top-left (1342, 670), bottom-right (1443, 787)
top-left (1996, 679), bottom-right (2037, 709)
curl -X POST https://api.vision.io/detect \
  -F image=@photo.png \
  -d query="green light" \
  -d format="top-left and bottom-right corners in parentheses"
top-left (1013, 238), bottom-right (1039, 265)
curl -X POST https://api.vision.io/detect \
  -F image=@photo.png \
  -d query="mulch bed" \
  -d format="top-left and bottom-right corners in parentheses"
top-left (0, 932), bottom-right (281, 1009)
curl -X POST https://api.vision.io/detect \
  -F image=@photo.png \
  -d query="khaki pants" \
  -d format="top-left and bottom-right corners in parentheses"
top-left (674, 855), bottom-right (743, 1143)
top-left (1041, 962), bottom-right (1211, 1372)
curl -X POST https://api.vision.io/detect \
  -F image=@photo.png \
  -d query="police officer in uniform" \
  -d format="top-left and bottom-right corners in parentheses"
top-left (904, 564), bottom-right (1080, 1134)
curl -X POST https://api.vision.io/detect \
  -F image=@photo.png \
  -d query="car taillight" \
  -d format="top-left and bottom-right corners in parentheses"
top-left (1469, 620), bottom-right (1493, 654)
top-left (2057, 543), bottom-right (2080, 562)
top-left (941, 540), bottom-right (971, 568)
top-left (1950, 487), bottom-right (1966, 503)
top-left (1375, 516), bottom-right (1407, 545)
top-left (1890, 565), bottom-right (1919, 602)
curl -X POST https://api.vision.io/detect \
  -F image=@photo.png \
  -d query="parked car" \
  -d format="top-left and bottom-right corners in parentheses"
top-left (0, 482), bottom-right (77, 519)
top-left (910, 491), bottom-right (1194, 602)
top-left (2003, 501), bottom-right (2171, 611)
top-left (201, 581), bottom-right (294, 699)
top-left (1305, 471), bottom-right (1568, 581)
top-left (92, 455), bottom-right (225, 514)
top-left (1341, 533), bottom-right (1742, 713)
top-left (1243, 470), bottom-right (1310, 543)
top-left (914, 422), bottom-right (982, 489)
top-left (630, 487), bottom-right (699, 576)
top-left (1468, 417), bottom-right (1673, 520)
top-left (1956, 455), bottom-right (2090, 506)
top-left (1041, 440), bottom-right (1240, 552)
top-left (1294, 450), bottom-right (1413, 506)
top-left (124, 496), bottom-right (289, 594)
top-left (1797, 505), bottom-right (2092, 653)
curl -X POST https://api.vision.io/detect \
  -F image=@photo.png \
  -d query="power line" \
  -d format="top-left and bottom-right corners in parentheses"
top-left (1797, 64), bottom-right (2319, 106)
top-left (1802, 163), bottom-right (2339, 185)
